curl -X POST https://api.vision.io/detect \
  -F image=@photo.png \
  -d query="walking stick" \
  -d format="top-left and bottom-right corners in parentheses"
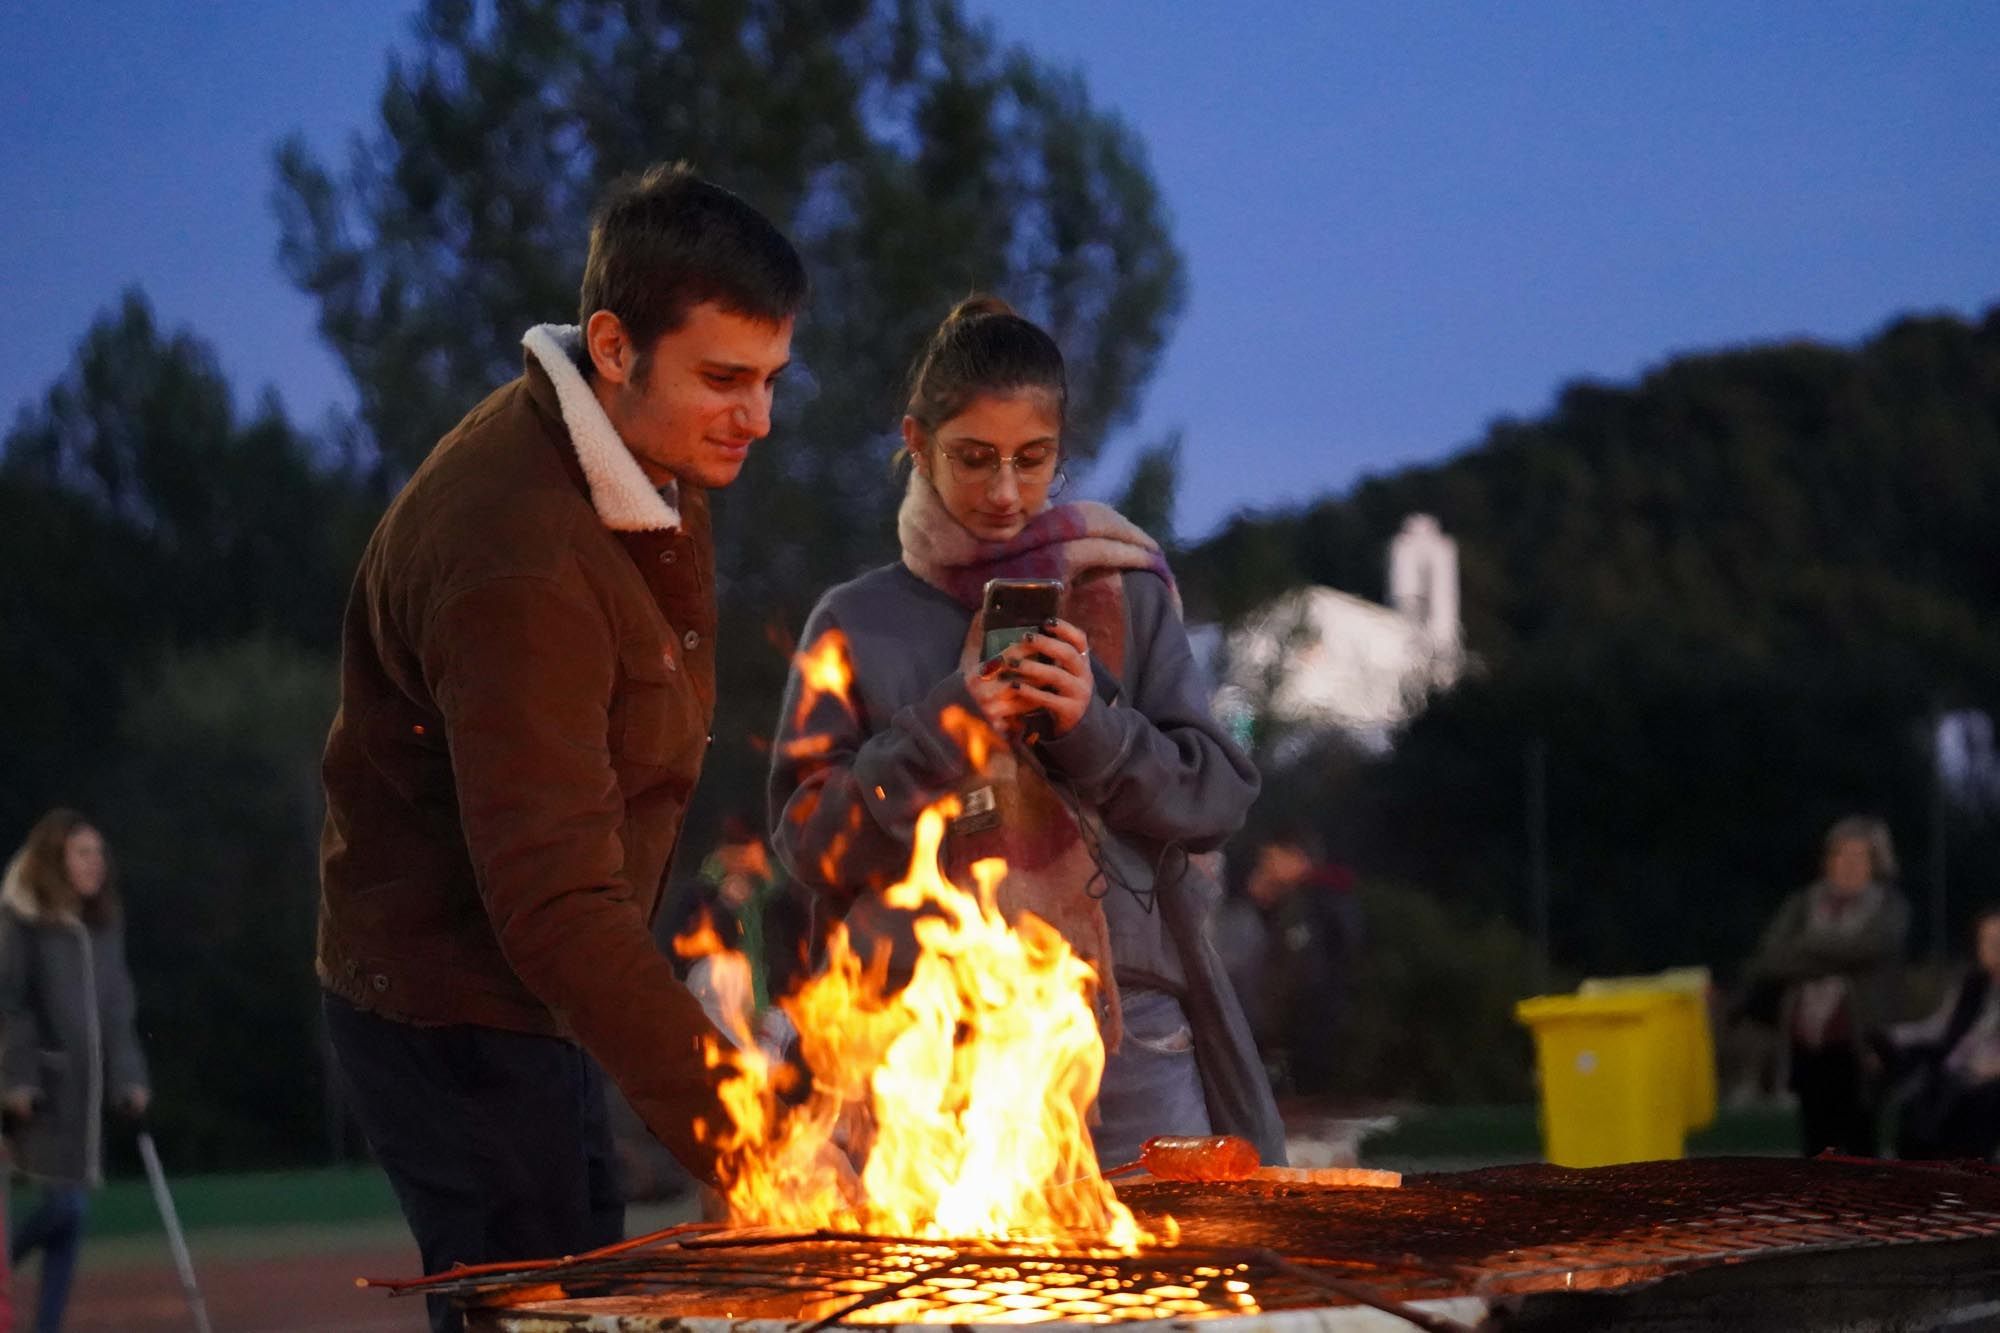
top-left (136, 1128), bottom-right (215, 1333)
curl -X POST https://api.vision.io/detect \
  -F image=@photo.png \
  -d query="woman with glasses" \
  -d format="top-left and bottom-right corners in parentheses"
top-left (769, 296), bottom-right (1283, 1169)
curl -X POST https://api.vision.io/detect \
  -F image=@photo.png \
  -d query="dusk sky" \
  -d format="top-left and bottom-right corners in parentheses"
top-left (4, 2), bottom-right (1996, 539)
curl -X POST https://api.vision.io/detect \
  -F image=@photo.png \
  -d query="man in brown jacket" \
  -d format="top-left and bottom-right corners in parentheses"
top-left (316, 164), bottom-right (803, 1330)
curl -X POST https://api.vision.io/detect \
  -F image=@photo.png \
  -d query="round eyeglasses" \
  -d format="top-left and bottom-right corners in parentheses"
top-left (938, 444), bottom-right (1064, 491)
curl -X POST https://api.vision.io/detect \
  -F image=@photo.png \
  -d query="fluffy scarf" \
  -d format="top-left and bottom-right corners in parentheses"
top-left (897, 473), bottom-right (1177, 1050)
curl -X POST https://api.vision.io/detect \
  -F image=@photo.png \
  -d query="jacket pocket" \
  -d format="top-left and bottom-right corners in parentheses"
top-left (357, 698), bottom-right (455, 811)
top-left (612, 635), bottom-right (702, 774)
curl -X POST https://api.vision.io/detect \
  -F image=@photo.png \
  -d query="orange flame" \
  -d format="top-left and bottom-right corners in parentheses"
top-left (938, 703), bottom-right (997, 772)
top-left (695, 799), bottom-right (1144, 1252)
top-left (793, 629), bottom-right (856, 731)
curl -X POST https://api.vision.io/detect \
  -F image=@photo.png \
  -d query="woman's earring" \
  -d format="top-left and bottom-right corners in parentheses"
top-left (1048, 468), bottom-right (1069, 499)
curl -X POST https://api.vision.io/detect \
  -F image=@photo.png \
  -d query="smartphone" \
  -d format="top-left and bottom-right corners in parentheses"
top-left (980, 578), bottom-right (1064, 661)
top-left (980, 577), bottom-right (1063, 744)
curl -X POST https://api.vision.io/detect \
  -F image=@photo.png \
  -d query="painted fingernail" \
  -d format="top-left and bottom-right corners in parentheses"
top-left (1042, 618), bottom-right (1059, 629)
top-left (1010, 681), bottom-right (1022, 691)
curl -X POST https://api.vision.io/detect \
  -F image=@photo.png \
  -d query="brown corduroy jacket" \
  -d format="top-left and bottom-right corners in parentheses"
top-left (318, 329), bottom-right (730, 1178)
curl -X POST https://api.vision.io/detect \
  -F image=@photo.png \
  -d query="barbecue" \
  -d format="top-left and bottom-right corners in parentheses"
top-left (365, 1154), bottom-right (2000, 1331)
top-left (375, 687), bottom-right (2000, 1330)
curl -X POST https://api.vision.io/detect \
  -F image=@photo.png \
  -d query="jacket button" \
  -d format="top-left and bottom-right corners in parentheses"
top-left (659, 549), bottom-right (676, 565)
top-left (683, 630), bottom-right (700, 650)
top-left (370, 974), bottom-right (390, 993)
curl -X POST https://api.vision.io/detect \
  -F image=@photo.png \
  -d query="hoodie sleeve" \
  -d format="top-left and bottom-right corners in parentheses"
top-left (768, 598), bottom-right (978, 904)
top-left (1037, 571), bottom-right (1261, 850)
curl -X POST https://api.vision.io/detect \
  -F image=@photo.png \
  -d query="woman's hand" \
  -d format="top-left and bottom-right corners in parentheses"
top-left (964, 618), bottom-right (1093, 739)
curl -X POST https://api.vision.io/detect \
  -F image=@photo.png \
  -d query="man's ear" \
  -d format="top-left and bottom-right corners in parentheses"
top-left (585, 310), bottom-right (635, 385)
top-left (901, 416), bottom-right (928, 474)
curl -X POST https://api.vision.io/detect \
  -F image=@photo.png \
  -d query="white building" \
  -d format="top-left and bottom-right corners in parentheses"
top-left (1212, 514), bottom-right (1465, 753)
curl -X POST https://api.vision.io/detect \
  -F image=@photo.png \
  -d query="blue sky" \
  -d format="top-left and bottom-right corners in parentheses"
top-left (4, 2), bottom-right (1996, 538)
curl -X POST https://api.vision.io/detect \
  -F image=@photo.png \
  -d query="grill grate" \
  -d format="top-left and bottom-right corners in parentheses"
top-left (1131, 1155), bottom-right (2000, 1298)
top-left (374, 1157), bottom-right (2000, 1327)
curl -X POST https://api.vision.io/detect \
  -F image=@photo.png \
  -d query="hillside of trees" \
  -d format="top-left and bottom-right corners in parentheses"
top-left (1192, 306), bottom-right (2000, 982)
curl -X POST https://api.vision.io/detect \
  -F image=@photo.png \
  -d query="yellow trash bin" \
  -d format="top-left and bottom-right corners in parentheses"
top-left (1514, 990), bottom-right (1687, 1166)
top-left (1579, 968), bottom-right (1717, 1133)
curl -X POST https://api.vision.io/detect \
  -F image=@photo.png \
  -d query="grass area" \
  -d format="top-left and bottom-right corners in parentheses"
top-left (58, 1164), bottom-right (405, 1239)
top-left (1362, 1101), bottom-right (1799, 1166)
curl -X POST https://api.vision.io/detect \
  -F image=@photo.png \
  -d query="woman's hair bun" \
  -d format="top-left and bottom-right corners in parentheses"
top-left (943, 293), bottom-right (1017, 325)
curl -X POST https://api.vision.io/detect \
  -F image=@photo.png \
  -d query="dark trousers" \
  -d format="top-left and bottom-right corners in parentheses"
top-left (9, 1182), bottom-right (89, 1333)
top-left (1791, 1041), bottom-right (1878, 1157)
top-left (323, 993), bottom-right (624, 1333)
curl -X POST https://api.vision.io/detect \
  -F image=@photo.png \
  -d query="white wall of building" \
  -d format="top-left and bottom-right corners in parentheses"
top-left (1214, 514), bottom-right (1464, 751)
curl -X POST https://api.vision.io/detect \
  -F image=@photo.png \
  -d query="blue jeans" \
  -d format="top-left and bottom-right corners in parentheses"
top-left (10, 1182), bottom-right (89, 1333)
top-left (1093, 989), bottom-right (1212, 1168)
top-left (323, 993), bottom-right (624, 1333)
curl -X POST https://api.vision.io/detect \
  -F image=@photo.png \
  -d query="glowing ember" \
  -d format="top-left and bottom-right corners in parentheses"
top-left (692, 799), bottom-right (1148, 1253)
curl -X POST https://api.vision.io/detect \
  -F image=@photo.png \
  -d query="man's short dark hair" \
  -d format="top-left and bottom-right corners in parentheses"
top-left (579, 162), bottom-right (807, 360)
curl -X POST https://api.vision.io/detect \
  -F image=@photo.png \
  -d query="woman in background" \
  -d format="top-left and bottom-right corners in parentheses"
top-left (1744, 815), bottom-right (1908, 1157)
top-left (0, 810), bottom-right (150, 1332)
top-left (769, 296), bottom-right (1283, 1168)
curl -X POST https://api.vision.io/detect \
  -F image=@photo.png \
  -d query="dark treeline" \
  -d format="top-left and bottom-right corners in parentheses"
top-left (1192, 309), bottom-right (2000, 989)
top-left (4, 0), bottom-right (1997, 1162)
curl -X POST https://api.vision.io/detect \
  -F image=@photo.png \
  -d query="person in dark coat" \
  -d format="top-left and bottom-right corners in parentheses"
top-left (0, 809), bottom-right (149, 1333)
top-left (1217, 825), bottom-right (1363, 1098)
top-left (1880, 907), bottom-right (2000, 1161)
top-left (1743, 815), bottom-right (1909, 1157)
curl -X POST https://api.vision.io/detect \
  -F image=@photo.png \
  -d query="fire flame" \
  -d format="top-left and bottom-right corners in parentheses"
top-left (793, 629), bottom-right (856, 730)
top-left (938, 704), bottom-right (996, 772)
top-left (693, 800), bottom-right (1145, 1252)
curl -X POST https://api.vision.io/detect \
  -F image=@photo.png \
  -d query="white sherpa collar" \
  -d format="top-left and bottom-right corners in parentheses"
top-left (521, 324), bottom-right (681, 532)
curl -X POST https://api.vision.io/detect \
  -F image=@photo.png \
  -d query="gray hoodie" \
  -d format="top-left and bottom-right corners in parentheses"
top-left (769, 562), bottom-right (1286, 1161)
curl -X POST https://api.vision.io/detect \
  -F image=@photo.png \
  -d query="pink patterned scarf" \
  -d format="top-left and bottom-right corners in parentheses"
top-left (898, 473), bottom-right (1177, 618)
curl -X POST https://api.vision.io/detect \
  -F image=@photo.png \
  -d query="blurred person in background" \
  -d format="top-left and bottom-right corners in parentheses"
top-left (316, 164), bottom-right (804, 1332)
top-left (1879, 906), bottom-right (2000, 1161)
top-left (1215, 823), bottom-right (1363, 1099)
top-left (1743, 815), bottom-right (1909, 1157)
top-left (0, 810), bottom-right (149, 1333)
top-left (770, 296), bottom-right (1284, 1169)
